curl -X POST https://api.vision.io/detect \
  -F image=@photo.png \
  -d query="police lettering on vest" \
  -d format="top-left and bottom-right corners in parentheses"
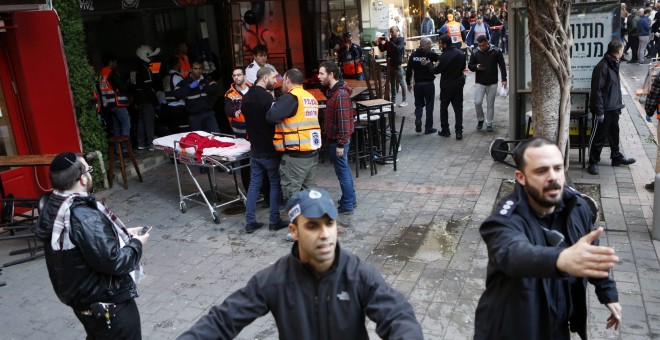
top-left (98, 67), bottom-right (129, 108)
top-left (273, 86), bottom-right (322, 152)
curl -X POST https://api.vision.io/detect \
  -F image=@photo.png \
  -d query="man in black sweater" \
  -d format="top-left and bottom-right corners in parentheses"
top-left (425, 34), bottom-right (467, 140)
top-left (241, 67), bottom-right (288, 234)
top-left (406, 37), bottom-right (439, 134)
top-left (467, 35), bottom-right (507, 132)
top-left (378, 26), bottom-right (408, 107)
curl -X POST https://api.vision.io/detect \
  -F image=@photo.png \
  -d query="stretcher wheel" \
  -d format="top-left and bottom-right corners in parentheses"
top-left (180, 201), bottom-right (186, 213)
top-left (212, 211), bottom-right (219, 224)
top-left (490, 137), bottom-right (509, 162)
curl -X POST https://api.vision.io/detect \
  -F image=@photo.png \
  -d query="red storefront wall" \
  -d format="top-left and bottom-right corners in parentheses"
top-left (0, 10), bottom-right (82, 198)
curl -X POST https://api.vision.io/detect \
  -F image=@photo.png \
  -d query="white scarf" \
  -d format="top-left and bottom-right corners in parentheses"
top-left (50, 190), bottom-right (143, 282)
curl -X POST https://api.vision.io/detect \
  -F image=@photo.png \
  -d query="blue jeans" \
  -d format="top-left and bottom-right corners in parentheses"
top-left (246, 156), bottom-right (282, 225)
top-left (327, 141), bottom-right (355, 210)
top-left (110, 106), bottom-right (130, 153)
top-left (413, 82), bottom-right (435, 132)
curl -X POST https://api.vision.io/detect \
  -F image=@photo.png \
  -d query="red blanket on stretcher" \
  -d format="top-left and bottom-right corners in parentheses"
top-left (179, 133), bottom-right (235, 161)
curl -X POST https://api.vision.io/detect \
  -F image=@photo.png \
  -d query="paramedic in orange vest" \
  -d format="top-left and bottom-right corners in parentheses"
top-left (176, 42), bottom-right (191, 78)
top-left (440, 13), bottom-right (466, 48)
top-left (337, 32), bottom-right (364, 80)
top-left (224, 67), bottom-right (255, 195)
top-left (99, 54), bottom-right (130, 154)
top-left (266, 69), bottom-right (322, 201)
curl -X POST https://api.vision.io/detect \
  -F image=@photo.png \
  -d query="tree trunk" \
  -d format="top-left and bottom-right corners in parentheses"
top-left (526, 0), bottom-right (572, 165)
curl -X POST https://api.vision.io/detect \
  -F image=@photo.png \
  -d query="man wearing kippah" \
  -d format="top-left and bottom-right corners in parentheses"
top-left (35, 152), bottom-right (149, 339)
top-left (178, 188), bottom-right (424, 339)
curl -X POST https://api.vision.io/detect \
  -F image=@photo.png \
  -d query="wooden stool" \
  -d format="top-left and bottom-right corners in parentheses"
top-left (107, 136), bottom-right (142, 189)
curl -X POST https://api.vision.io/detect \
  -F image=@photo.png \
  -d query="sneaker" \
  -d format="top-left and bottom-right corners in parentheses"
top-left (338, 206), bottom-right (354, 215)
top-left (424, 128), bottom-right (438, 135)
top-left (587, 163), bottom-right (599, 175)
top-left (647, 115), bottom-right (653, 122)
top-left (148, 145), bottom-right (155, 151)
top-left (256, 194), bottom-right (265, 203)
top-left (611, 157), bottom-right (636, 166)
top-left (337, 199), bottom-right (358, 208)
top-left (640, 61), bottom-right (648, 65)
top-left (477, 121), bottom-right (484, 130)
top-left (456, 133), bottom-right (463, 140)
top-left (438, 130), bottom-right (451, 137)
top-left (285, 233), bottom-right (295, 242)
top-left (645, 181), bottom-right (655, 192)
top-left (138, 146), bottom-right (146, 150)
top-left (415, 123), bottom-right (422, 133)
top-left (269, 219), bottom-right (289, 231)
top-left (399, 101), bottom-right (409, 107)
top-left (486, 124), bottom-right (494, 132)
top-left (245, 222), bottom-right (265, 234)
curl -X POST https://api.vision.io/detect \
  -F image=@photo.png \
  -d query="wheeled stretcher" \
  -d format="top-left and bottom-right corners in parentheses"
top-left (153, 132), bottom-right (251, 224)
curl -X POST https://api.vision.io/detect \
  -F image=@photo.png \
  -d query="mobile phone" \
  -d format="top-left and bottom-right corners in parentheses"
top-left (139, 226), bottom-right (152, 235)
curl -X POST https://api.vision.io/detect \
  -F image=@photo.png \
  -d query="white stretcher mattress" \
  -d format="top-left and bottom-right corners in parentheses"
top-left (153, 131), bottom-right (251, 159)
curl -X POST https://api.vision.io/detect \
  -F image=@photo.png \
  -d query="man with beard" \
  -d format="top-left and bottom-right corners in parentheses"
top-left (474, 138), bottom-right (622, 339)
top-left (35, 152), bottom-right (149, 339)
top-left (178, 188), bottom-right (423, 339)
top-left (318, 61), bottom-right (356, 215)
top-left (241, 67), bottom-right (288, 234)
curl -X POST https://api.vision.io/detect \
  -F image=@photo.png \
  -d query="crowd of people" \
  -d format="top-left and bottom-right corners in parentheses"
top-left (620, 3), bottom-right (660, 64)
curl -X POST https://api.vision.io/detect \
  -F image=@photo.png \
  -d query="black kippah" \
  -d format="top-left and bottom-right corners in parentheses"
top-left (50, 152), bottom-right (78, 173)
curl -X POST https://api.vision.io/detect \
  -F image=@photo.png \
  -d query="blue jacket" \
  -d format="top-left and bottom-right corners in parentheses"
top-left (466, 22), bottom-right (491, 46)
top-left (474, 183), bottom-right (618, 340)
top-left (638, 16), bottom-right (651, 36)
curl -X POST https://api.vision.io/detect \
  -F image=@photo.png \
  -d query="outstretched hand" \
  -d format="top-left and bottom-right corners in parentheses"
top-left (606, 302), bottom-right (622, 330)
top-left (556, 227), bottom-right (618, 278)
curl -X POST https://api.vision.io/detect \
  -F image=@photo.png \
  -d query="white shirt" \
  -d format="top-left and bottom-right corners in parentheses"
top-left (245, 60), bottom-right (280, 84)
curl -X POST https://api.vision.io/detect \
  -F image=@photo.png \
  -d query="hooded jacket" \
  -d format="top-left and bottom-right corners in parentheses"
top-left (474, 183), bottom-right (618, 340)
top-left (177, 242), bottom-right (423, 340)
top-left (36, 194), bottom-right (142, 310)
top-left (590, 54), bottom-right (624, 116)
top-left (467, 44), bottom-right (507, 86)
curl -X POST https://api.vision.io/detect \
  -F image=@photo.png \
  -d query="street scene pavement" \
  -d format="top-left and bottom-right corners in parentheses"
top-left (2, 54), bottom-right (660, 339)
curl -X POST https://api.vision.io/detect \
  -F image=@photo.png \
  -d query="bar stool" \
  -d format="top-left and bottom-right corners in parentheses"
top-left (107, 135), bottom-right (142, 189)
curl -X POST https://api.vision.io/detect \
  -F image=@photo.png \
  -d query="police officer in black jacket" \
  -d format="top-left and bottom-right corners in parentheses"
top-left (406, 37), bottom-right (439, 134)
top-left (425, 34), bottom-right (466, 140)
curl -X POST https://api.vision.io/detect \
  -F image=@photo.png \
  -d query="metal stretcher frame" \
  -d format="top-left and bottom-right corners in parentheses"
top-left (155, 135), bottom-right (249, 224)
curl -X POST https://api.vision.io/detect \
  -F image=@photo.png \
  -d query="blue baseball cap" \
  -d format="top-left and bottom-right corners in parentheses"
top-left (286, 188), bottom-right (338, 222)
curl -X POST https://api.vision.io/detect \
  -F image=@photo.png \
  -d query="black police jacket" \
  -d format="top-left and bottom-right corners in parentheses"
top-left (474, 183), bottom-right (618, 339)
top-left (406, 47), bottom-right (439, 85)
top-left (37, 195), bottom-right (142, 310)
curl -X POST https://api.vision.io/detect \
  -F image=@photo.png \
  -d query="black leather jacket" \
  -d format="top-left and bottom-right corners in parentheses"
top-left (590, 55), bottom-right (624, 116)
top-left (36, 194), bottom-right (142, 310)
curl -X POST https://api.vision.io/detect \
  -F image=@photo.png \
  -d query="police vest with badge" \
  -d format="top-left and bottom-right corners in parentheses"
top-left (273, 86), bottom-right (322, 153)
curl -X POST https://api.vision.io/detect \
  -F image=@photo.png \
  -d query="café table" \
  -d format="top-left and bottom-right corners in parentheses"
top-left (354, 99), bottom-right (399, 175)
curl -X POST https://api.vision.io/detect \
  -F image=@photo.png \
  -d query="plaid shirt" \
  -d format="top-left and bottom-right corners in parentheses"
top-left (646, 72), bottom-right (660, 116)
top-left (324, 81), bottom-right (354, 147)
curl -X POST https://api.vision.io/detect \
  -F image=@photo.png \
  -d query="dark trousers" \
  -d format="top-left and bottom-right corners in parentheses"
top-left (628, 35), bottom-right (639, 61)
top-left (589, 110), bottom-right (623, 164)
top-left (439, 85), bottom-right (464, 133)
top-left (73, 299), bottom-right (141, 340)
top-left (414, 82), bottom-right (436, 132)
top-left (189, 110), bottom-right (220, 133)
top-left (239, 158), bottom-right (270, 198)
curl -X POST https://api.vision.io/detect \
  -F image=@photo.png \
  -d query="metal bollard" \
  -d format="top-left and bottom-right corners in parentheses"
top-left (654, 173), bottom-right (660, 240)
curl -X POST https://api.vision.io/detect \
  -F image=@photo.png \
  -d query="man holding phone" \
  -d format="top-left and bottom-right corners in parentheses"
top-left (36, 152), bottom-right (150, 339)
top-left (467, 35), bottom-right (507, 132)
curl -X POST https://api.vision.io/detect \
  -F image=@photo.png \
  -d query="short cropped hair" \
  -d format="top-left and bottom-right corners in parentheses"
top-left (256, 67), bottom-right (274, 82)
top-left (606, 40), bottom-right (624, 56)
top-left (252, 44), bottom-right (268, 56)
top-left (512, 137), bottom-right (557, 171)
top-left (420, 37), bottom-right (432, 47)
top-left (477, 35), bottom-right (489, 43)
top-left (167, 57), bottom-right (180, 70)
top-left (233, 67), bottom-right (245, 75)
top-left (320, 61), bottom-right (341, 80)
top-left (50, 155), bottom-right (86, 191)
top-left (439, 34), bottom-right (452, 46)
top-left (284, 68), bottom-right (304, 84)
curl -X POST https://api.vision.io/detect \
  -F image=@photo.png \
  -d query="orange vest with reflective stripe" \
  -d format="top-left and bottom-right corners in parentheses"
top-left (178, 54), bottom-right (190, 78)
top-left (273, 86), bottom-right (322, 152)
top-left (445, 21), bottom-right (463, 44)
top-left (98, 67), bottom-right (128, 107)
top-left (224, 82), bottom-right (252, 136)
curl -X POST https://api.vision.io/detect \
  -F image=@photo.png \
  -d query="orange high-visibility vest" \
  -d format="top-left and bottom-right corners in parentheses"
top-left (224, 82), bottom-right (252, 137)
top-left (98, 67), bottom-right (129, 107)
top-left (178, 54), bottom-right (191, 78)
top-left (445, 21), bottom-right (463, 44)
top-left (273, 86), bottom-right (322, 152)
